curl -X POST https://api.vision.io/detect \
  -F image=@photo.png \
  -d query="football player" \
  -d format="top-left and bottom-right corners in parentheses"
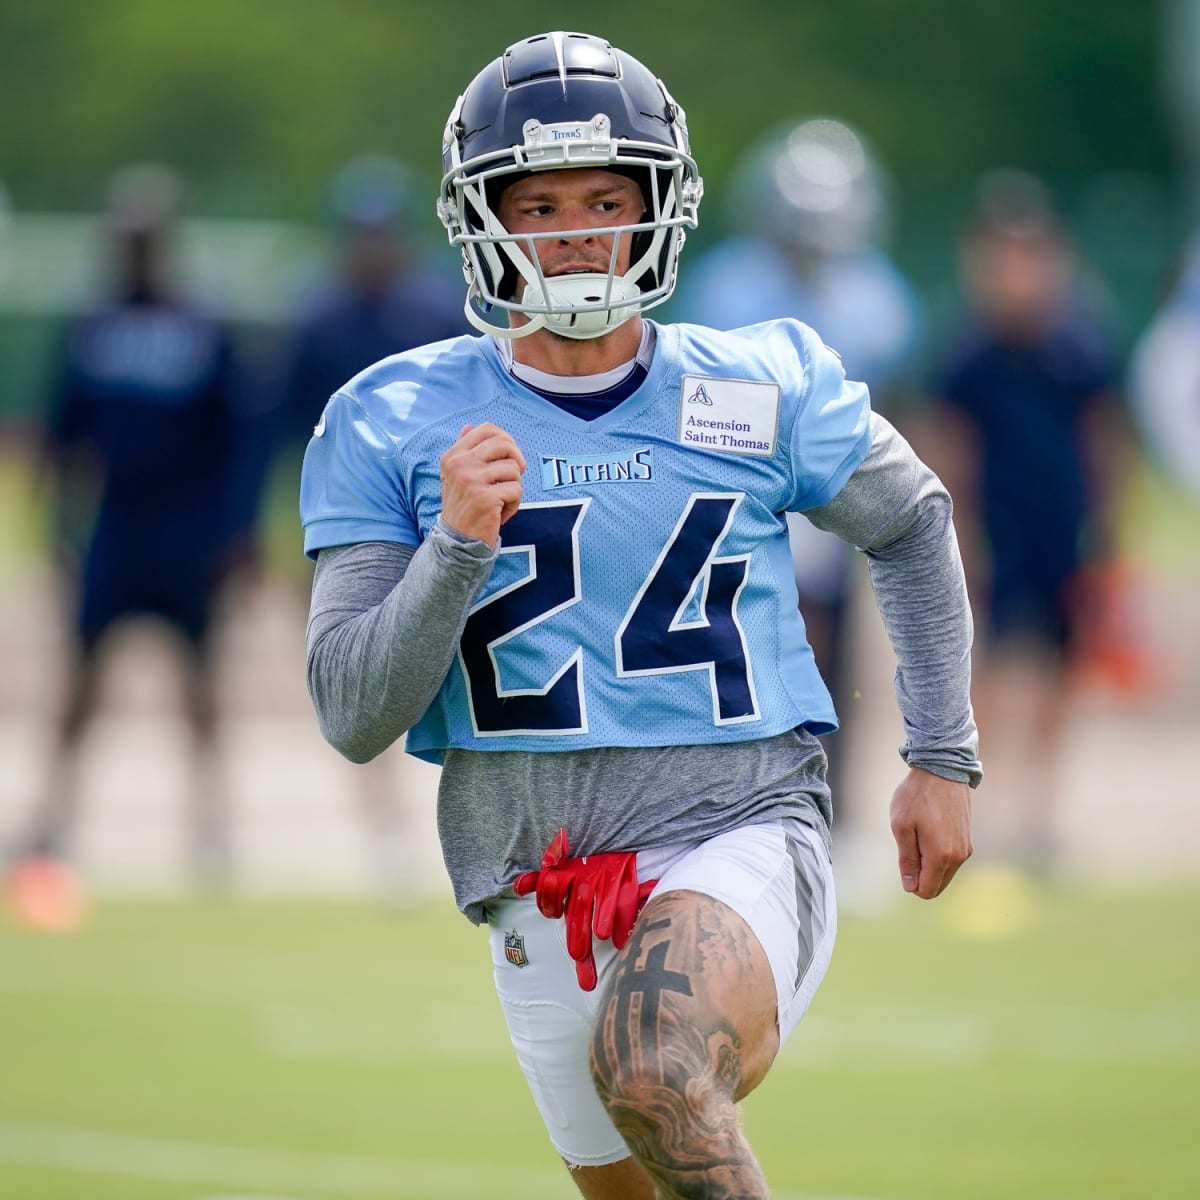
top-left (301, 31), bottom-right (980, 1199)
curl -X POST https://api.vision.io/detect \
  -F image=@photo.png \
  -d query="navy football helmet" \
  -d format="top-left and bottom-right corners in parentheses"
top-left (438, 31), bottom-right (702, 339)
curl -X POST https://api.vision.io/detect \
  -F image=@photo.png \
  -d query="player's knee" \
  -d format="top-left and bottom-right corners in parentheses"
top-left (588, 998), bottom-right (713, 1131)
top-left (588, 1034), bottom-right (657, 1113)
top-left (589, 1048), bottom-right (686, 1152)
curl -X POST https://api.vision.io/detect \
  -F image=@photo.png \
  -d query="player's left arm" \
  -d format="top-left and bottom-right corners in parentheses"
top-left (805, 411), bottom-right (981, 897)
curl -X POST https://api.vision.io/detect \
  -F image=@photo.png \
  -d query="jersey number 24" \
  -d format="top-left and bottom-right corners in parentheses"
top-left (457, 495), bottom-right (759, 736)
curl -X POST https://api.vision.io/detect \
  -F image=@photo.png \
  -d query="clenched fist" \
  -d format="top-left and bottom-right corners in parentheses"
top-left (439, 422), bottom-right (527, 547)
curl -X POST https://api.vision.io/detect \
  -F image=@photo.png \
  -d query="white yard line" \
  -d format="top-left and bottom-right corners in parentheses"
top-left (0, 1120), bottom-right (561, 1199)
top-left (199, 1195), bottom-right (316, 1200)
top-left (0, 1120), bottom-right (889, 1200)
top-left (778, 1001), bottom-right (1200, 1069)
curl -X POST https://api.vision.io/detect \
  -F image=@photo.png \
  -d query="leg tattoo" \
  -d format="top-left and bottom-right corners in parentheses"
top-left (589, 895), bottom-right (773, 1199)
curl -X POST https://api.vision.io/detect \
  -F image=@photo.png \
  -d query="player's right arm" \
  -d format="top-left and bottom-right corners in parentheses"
top-left (304, 420), bottom-right (524, 763)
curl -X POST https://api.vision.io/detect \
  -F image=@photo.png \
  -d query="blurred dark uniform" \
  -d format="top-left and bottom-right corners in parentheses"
top-left (10, 163), bottom-right (258, 884)
top-left (52, 299), bottom-right (244, 651)
top-left (937, 309), bottom-right (1118, 653)
top-left (932, 173), bottom-right (1122, 660)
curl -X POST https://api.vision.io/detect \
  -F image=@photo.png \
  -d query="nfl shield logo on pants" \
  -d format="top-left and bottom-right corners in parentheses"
top-left (504, 929), bottom-right (528, 967)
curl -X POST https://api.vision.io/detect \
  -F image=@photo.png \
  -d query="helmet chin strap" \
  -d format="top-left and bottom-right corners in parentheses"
top-left (464, 273), bottom-right (644, 340)
top-left (463, 298), bottom-right (547, 339)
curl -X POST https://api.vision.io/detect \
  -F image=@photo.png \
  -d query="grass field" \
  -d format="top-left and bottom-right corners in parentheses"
top-left (1, 876), bottom-right (1197, 1200)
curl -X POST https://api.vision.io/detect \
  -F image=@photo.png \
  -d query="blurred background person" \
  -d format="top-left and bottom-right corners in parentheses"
top-left (3, 162), bottom-right (259, 921)
top-left (924, 169), bottom-right (1134, 875)
top-left (270, 154), bottom-right (468, 897)
top-left (273, 153), bottom-right (467, 475)
top-left (672, 117), bottom-right (923, 821)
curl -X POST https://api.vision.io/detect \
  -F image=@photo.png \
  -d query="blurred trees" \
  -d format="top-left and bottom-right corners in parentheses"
top-left (0, 1), bottom-right (1185, 423)
top-left (0, 1), bottom-right (1173, 220)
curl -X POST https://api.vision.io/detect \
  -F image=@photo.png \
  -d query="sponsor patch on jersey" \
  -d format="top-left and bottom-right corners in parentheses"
top-left (678, 375), bottom-right (779, 457)
top-left (504, 929), bottom-right (529, 967)
top-left (541, 448), bottom-right (653, 490)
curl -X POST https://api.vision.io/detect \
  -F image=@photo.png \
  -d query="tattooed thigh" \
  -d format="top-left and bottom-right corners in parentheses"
top-left (589, 889), bottom-right (779, 1117)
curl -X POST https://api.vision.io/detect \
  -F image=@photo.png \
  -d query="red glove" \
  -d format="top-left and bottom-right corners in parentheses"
top-left (513, 828), bottom-right (656, 991)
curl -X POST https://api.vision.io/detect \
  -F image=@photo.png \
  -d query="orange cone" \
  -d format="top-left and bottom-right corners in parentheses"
top-left (3, 856), bottom-right (88, 932)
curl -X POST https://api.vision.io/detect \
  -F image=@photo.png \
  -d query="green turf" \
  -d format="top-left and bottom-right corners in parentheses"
top-left (1, 881), bottom-right (1197, 1199)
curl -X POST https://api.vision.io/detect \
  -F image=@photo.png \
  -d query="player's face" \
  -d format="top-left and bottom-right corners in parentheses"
top-left (497, 168), bottom-right (645, 283)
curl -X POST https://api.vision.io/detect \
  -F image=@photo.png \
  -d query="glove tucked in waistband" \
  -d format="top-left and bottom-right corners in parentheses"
top-left (514, 828), bottom-right (657, 991)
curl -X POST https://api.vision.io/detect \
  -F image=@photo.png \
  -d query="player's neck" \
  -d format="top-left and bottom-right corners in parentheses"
top-left (510, 317), bottom-right (644, 378)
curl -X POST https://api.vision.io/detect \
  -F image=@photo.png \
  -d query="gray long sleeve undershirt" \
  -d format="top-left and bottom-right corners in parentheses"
top-left (806, 416), bottom-right (982, 782)
top-left (307, 520), bottom-right (495, 764)
top-left (306, 413), bottom-right (981, 921)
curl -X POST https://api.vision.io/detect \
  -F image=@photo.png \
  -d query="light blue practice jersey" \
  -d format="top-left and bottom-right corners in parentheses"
top-left (300, 319), bottom-right (871, 760)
